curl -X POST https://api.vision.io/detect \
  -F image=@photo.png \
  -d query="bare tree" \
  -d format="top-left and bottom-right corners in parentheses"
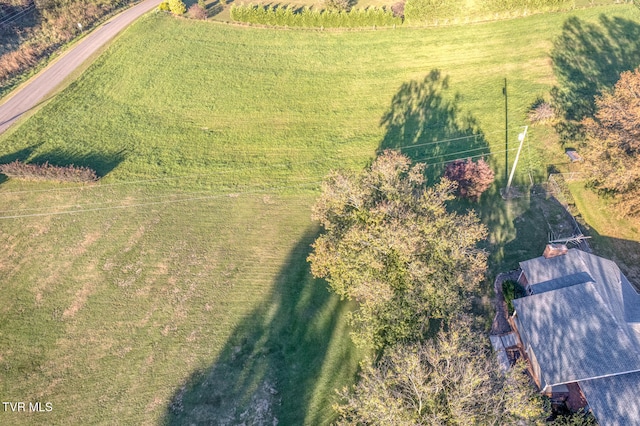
top-left (335, 317), bottom-right (546, 425)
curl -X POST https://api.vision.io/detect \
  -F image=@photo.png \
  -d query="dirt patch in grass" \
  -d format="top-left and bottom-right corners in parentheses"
top-left (63, 281), bottom-right (94, 318)
top-left (72, 231), bottom-right (101, 256)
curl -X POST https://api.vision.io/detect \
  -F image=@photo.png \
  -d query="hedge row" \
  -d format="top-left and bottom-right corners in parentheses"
top-left (230, 4), bottom-right (401, 28)
top-left (404, 0), bottom-right (575, 24)
top-left (0, 161), bottom-right (98, 183)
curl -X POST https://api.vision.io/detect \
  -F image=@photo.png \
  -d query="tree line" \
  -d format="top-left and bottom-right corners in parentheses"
top-left (230, 4), bottom-right (401, 28)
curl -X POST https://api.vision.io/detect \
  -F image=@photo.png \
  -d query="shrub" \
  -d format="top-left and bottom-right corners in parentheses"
top-left (391, 1), bottom-right (405, 18)
top-left (169, 0), bottom-right (187, 15)
top-left (528, 98), bottom-right (555, 124)
top-left (188, 3), bottom-right (207, 19)
top-left (158, 1), bottom-right (171, 11)
top-left (0, 161), bottom-right (98, 183)
top-left (444, 157), bottom-right (495, 201)
top-left (0, 43), bottom-right (43, 83)
top-left (502, 280), bottom-right (525, 315)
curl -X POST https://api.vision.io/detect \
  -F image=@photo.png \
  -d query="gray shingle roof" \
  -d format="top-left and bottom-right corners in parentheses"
top-left (519, 249), bottom-right (588, 285)
top-left (515, 249), bottom-right (640, 425)
top-left (528, 271), bottom-right (593, 294)
top-left (579, 372), bottom-right (640, 426)
top-left (512, 281), bottom-right (640, 386)
top-left (622, 274), bottom-right (640, 323)
top-left (519, 249), bottom-right (640, 324)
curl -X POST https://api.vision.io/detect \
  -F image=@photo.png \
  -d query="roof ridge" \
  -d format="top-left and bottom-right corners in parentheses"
top-left (576, 367), bottom-right (640, 384)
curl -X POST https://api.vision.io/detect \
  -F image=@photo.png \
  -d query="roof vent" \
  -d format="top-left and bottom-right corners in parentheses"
top-left (543, 244), bottom-right (568, 259)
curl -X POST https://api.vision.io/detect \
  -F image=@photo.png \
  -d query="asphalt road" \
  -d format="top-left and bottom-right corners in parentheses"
top-left (0, 0), bottom-right (162, 135)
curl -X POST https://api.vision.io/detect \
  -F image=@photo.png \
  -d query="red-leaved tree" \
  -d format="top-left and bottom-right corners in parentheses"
top-left (444, 158), bottom-right (494, 201)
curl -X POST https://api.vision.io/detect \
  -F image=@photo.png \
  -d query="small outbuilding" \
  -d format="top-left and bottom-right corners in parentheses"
top-left (565, 150), bottom-right (583, 162)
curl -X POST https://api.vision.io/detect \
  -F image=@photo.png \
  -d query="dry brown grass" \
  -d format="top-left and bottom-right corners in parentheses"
top-left (0, 43), bottom-right (43, 82)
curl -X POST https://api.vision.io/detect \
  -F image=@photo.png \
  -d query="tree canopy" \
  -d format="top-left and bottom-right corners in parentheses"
top-left (334, 317), bottom-right (546, 426)
top-left (582, 67), bottom-right (640, 217)
top-left (308, 151), bottom-right (487, 351)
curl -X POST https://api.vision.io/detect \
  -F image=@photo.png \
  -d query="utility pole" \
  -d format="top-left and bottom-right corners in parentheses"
top-left (506, 126), bottom-right (528, 193)
top-left (503, 78), bottom-right (508, 182)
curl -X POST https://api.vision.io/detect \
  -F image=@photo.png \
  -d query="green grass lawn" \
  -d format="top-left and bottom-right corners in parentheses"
top-left (0, 4), bottom-right (639, 424)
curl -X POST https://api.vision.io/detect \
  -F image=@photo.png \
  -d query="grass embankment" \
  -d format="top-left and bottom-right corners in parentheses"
top-left (0, 5), bottom-right (638, 424)
top-left (205, 0), bottom-right (626, 22)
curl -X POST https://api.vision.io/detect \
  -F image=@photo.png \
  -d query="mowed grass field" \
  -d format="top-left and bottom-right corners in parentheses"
top-left (0, 4), bottom-right (638, 424)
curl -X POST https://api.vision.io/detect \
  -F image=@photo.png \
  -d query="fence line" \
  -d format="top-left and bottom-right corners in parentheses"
top-left (547, 173), bottom-right (590, 252)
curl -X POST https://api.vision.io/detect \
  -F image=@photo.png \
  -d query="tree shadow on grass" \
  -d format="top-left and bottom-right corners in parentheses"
top-left (0, 144), bottom-right (42, 186)
top-left (29, 147), bottom-right (126, 177)
top-left (378, 70), bottom-right (513, 328)
top-left (164, 228), bottom-right (359, 425)
top-left (378, 69), bottom-right (489, 183)
top-left (550, 15), bottom-right (640, 143)
top-left (0, 144), bottom-right (41, 165)
top-left (501, 188), bottom-right (571, 268)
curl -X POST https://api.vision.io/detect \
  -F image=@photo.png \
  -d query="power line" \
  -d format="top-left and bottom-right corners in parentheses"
top-left (0, 128), bottom-right (535, 217)
top-left (391, 133), bottom-right (482, 151)
top-left (0, 144), bottom-right (529, 220)
top-left (426, 141), bottom-right (504, 160)
top-left (415, 147), bottom-right (520, 168)
top-left (0, 126), bottom-right (530, 198)
top-left (0, 180), bottom-right (324, 220)
top-left (0, 145), bottom-right (526, 218)
top-left (0, 159), bottom-right (324, 196)
top-left (411, 143), bottom-right (517, 164)
top-left (386, 126), bottom-right (528, 152)
top-left (0, 3), bottom-right (36, 26)
top-left (0, 188), bottom-right (218, 214)
top-left (0, 139), bottom-right (528, 203)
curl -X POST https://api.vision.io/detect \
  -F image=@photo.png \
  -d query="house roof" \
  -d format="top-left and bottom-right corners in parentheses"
top-left (528, 271), bottom-right (592, 295)
top-left (579, 372), bottom-right (640, 426)
top-left (515, 249), bottom-right (640, 425)
top-left (519, 249), bottom-right (588, 287)
top-left (519, 249), bottom-right (640, 323)
top-left (512, 281), bottom-right (640, 386)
